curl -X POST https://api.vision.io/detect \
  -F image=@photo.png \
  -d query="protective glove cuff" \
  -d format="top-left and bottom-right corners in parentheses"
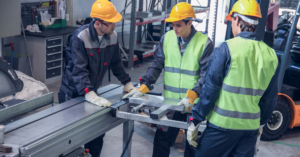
top-left (185, 89), bottom-right (198, 105)
top-left (124, 82), bottom-right (135, 92)
top-left (138, 84), bottom-right (150, 94)
top-left (85, 91), bottom-right (97, 101)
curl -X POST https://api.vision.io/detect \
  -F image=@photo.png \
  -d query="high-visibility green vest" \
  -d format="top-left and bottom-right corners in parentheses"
top-left (207, 37), bottom-right (278, 130)
top-left (163, 30), bottom-right (208, 101)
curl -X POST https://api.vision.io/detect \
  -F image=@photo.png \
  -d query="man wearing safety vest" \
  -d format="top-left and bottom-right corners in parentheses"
top-left (187, 0), bottom-right (280, 156)
top-left (59, 1), bottom-right (136, 156)
top-left (123, 2), bottom-right (214, 157)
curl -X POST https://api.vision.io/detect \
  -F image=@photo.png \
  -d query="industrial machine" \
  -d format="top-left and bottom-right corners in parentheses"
top-left (260, 3), bottom-right (300, 141)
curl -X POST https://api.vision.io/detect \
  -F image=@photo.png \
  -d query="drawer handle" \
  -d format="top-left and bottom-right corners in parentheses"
top-left (53, 73), bottom-right (55, 75)
top-left (53, 42), bottom-right (56, 44)
top-left (53, 63), bottom-right (56, 65)
top-left (47, 38), bottom-right (61, 41)
top-left (53, 49), bottom-right (56, 51)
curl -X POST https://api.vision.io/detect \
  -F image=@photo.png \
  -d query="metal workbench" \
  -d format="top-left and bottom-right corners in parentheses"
top-left (0, 84), bottom-right (133, 157)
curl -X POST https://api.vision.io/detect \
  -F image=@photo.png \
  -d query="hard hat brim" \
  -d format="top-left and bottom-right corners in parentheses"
top-left (165, 17), bottom-right (183, 22)
top-left (226, 13), bottom-right (232, 21)
top-left (103, 12), bottom-right (122, 23)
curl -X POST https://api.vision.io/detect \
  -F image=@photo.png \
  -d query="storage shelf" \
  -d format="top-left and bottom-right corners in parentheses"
top-left (122, 7), bottom-right (210, 26)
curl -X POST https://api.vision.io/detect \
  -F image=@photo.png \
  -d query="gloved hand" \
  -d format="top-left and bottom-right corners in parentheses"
top-left (123, 82), bottom-right (136, 93)
top-left (177, 89), bottom-right (198, 114)
top-left (187, 121), bottom-right (201, 147)
top-left (122, 84), bottom-right (149, 99)
top-left (258, 125), bottom-right (264, 137)
top-left (85, 91), bottom-right (112, 107)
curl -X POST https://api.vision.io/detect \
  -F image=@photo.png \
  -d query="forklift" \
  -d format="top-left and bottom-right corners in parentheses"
top-left (224, 0), bottom-right (300, 141)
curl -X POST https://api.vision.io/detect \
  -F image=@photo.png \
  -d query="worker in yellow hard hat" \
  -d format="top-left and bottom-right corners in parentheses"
top-left (122, 2), bottom-right (214, 157)
top-left (58, 0), bottom-right (136, 156)
top-left (188, 0), bottom-right (279, 156)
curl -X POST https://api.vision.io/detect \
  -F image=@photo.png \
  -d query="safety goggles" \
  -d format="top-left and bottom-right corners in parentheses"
top-left (93, 18), bottom-right (116, 28)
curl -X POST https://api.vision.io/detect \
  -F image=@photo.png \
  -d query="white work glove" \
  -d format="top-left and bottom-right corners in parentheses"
top-left (123, 82), bottom-right (137, 93)
top-left (122, 90), bottom-right (144, 99)
top-left (85, 91), bottom-right (112, 107)
top-left (122, 84), bottom-right (149, 99)
top-left (178, 90), bottom-right (198, 114)
top-left (177, 97), bottom-right (194, 114)
top-left (258, 125), bottom-right (264, 137)
top-left (187, 122), bottom-right (201, 147)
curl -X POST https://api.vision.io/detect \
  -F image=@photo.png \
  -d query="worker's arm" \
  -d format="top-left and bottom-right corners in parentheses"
top-left (192, 43), bottom-right (231, 125)
top-left (192, 38), bottom-right (214, 95)
top-left (140, 35), bottom-right (165, 88)
top-left (110, 41), bottom-right (131, 85)
top-left (71, 37), bottom-right (94, 95)
top-left (259, 57), bottom-right (280, 125)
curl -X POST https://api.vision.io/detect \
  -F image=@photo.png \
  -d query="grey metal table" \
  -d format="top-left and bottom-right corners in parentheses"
top-left (0, 84), bottom-right (133, 157)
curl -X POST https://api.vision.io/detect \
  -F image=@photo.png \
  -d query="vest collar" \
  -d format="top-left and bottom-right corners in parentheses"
top-left (236, 31), bottom-right (260, 41)
top-left (178, 25), bottom-right (197, 44)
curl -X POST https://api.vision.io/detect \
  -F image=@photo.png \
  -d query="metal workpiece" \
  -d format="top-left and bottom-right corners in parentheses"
top-left (129, 95), bottom-right (184, 111)
top-left (150, 105), bottom-right (172, 119)
top-left (0, 92), bottom-right (54, 124)
top-left (116, 111), bottom-right (206, 132)
top-left (116, 95), bottom-right (206, 132)
top-left (131, 103), bottom-right (145, 113)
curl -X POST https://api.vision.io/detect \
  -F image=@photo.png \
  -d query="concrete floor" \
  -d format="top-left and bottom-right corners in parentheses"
top-left (46, 57), bottom-right (300, 157)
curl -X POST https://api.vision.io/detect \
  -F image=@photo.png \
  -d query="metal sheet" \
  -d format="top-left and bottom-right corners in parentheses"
top-left (129, 95), bottom-right (184, 111)
top-left (0, 93), bottom-right (54, 124)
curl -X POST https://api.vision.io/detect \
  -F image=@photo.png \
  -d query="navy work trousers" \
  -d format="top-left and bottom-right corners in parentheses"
top-left (152, 111), bottom-right (196, 157)
top-left (195, 125), bottom-right (259, 157)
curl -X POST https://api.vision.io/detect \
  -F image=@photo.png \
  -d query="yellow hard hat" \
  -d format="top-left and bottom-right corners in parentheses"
top-left (90, 0), bottom-right (122, 23)
top-left (166, 2), bottom-right (196, 22)
top-left (226, 0), bottom-right (262, 21)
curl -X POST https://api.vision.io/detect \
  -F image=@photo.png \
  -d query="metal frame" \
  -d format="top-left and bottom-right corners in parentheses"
top-left (278, 2), bottom-right (300, 90)
top-left (111, 95), bottom-right (207, 132)
top-left (124, 0), bottom-right (209, 68)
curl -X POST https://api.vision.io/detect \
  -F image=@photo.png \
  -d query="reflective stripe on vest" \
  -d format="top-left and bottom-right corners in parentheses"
top-left (222, 83), bottom-right (265, 96)
top-left (164, 67), bottom-right (200, 76)
top-left (163, 30), bottom-right (208, 100)
top-left (207, 37), bottom-right (278, 130)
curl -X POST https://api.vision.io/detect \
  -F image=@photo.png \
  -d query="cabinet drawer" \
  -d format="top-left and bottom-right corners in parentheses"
top-left (46, 39), bottom-right (62, 47)
top-left (46, 53), bottom-right (62, 61)
top-left (46, 67), bottom-right (61, 79)
top-left (47, 46), bottom-right (62, 54)
top-left (47, 60), bottom-right (62, 68)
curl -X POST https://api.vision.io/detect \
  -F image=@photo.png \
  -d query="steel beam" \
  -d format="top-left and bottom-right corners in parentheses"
top-left (128, 0), bottom-right (137, 69)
